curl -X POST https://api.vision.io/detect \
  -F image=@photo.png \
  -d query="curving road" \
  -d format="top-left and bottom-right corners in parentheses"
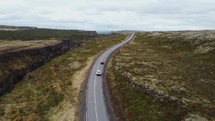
top-left (85, 33), bottom-right (135, 121)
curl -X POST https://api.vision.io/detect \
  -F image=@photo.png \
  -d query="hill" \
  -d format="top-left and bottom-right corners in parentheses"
top-left (0, 28), bottom-right (97, 42)
top-left (0, 25), bottom-right (37, 31)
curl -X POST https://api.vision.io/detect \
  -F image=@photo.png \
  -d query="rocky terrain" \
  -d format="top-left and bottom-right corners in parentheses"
top-left (107, 31), bottom-right (215, 121)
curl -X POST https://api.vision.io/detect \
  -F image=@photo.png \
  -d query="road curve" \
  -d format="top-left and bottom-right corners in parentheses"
top-left (85, 33), bottom-right (135, 121)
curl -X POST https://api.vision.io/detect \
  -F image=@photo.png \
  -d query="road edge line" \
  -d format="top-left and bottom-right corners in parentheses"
top-left (102, 33), bottom-right (135, 121)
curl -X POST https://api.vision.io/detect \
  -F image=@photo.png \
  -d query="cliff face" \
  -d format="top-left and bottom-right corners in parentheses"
top-left (0, 40), bottom-right (79, 96)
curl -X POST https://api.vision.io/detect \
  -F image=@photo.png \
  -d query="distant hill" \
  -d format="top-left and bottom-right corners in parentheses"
top-left (0, 27), bottom-right (98, 42)
top-left (114, 30), bottom-right (141, 34)
top-left (0, 25), bottom-right (38, 31)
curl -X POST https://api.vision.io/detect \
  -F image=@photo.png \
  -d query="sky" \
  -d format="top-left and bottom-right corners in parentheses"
top-left (0, 0), bottom-right (214, 31)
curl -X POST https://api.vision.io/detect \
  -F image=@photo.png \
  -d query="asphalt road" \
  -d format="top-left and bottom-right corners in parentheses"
top-left (85, 33), bottom-right (135, 121)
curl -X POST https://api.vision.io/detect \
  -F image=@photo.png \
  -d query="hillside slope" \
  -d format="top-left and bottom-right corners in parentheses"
top-left (107, 31), bottom-right (215, 121)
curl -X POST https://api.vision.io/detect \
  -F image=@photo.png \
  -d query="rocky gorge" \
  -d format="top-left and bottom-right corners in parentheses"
top-left (0, 40), bottom-right (79, 96)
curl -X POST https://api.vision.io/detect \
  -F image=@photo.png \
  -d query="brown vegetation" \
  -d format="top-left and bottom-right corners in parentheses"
top-left (0, 40), bottom-right (61, 54)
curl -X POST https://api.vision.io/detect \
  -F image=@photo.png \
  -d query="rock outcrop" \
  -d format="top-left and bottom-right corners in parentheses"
top-left (0, 40), bottom-right (79, 96)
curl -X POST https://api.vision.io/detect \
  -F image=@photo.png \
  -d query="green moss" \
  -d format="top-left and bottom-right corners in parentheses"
top-left (0, 108), bottom-right (5, 116)
top-left (36, 92), bottom-right (64, 115)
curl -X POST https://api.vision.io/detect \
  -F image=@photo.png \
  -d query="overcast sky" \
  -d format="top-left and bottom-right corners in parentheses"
top-left (0, 0), bottom-right (214, 31)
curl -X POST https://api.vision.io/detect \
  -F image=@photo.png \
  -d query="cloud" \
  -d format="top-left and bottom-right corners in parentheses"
top-left (0, 0), bottom-right (214, 30)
